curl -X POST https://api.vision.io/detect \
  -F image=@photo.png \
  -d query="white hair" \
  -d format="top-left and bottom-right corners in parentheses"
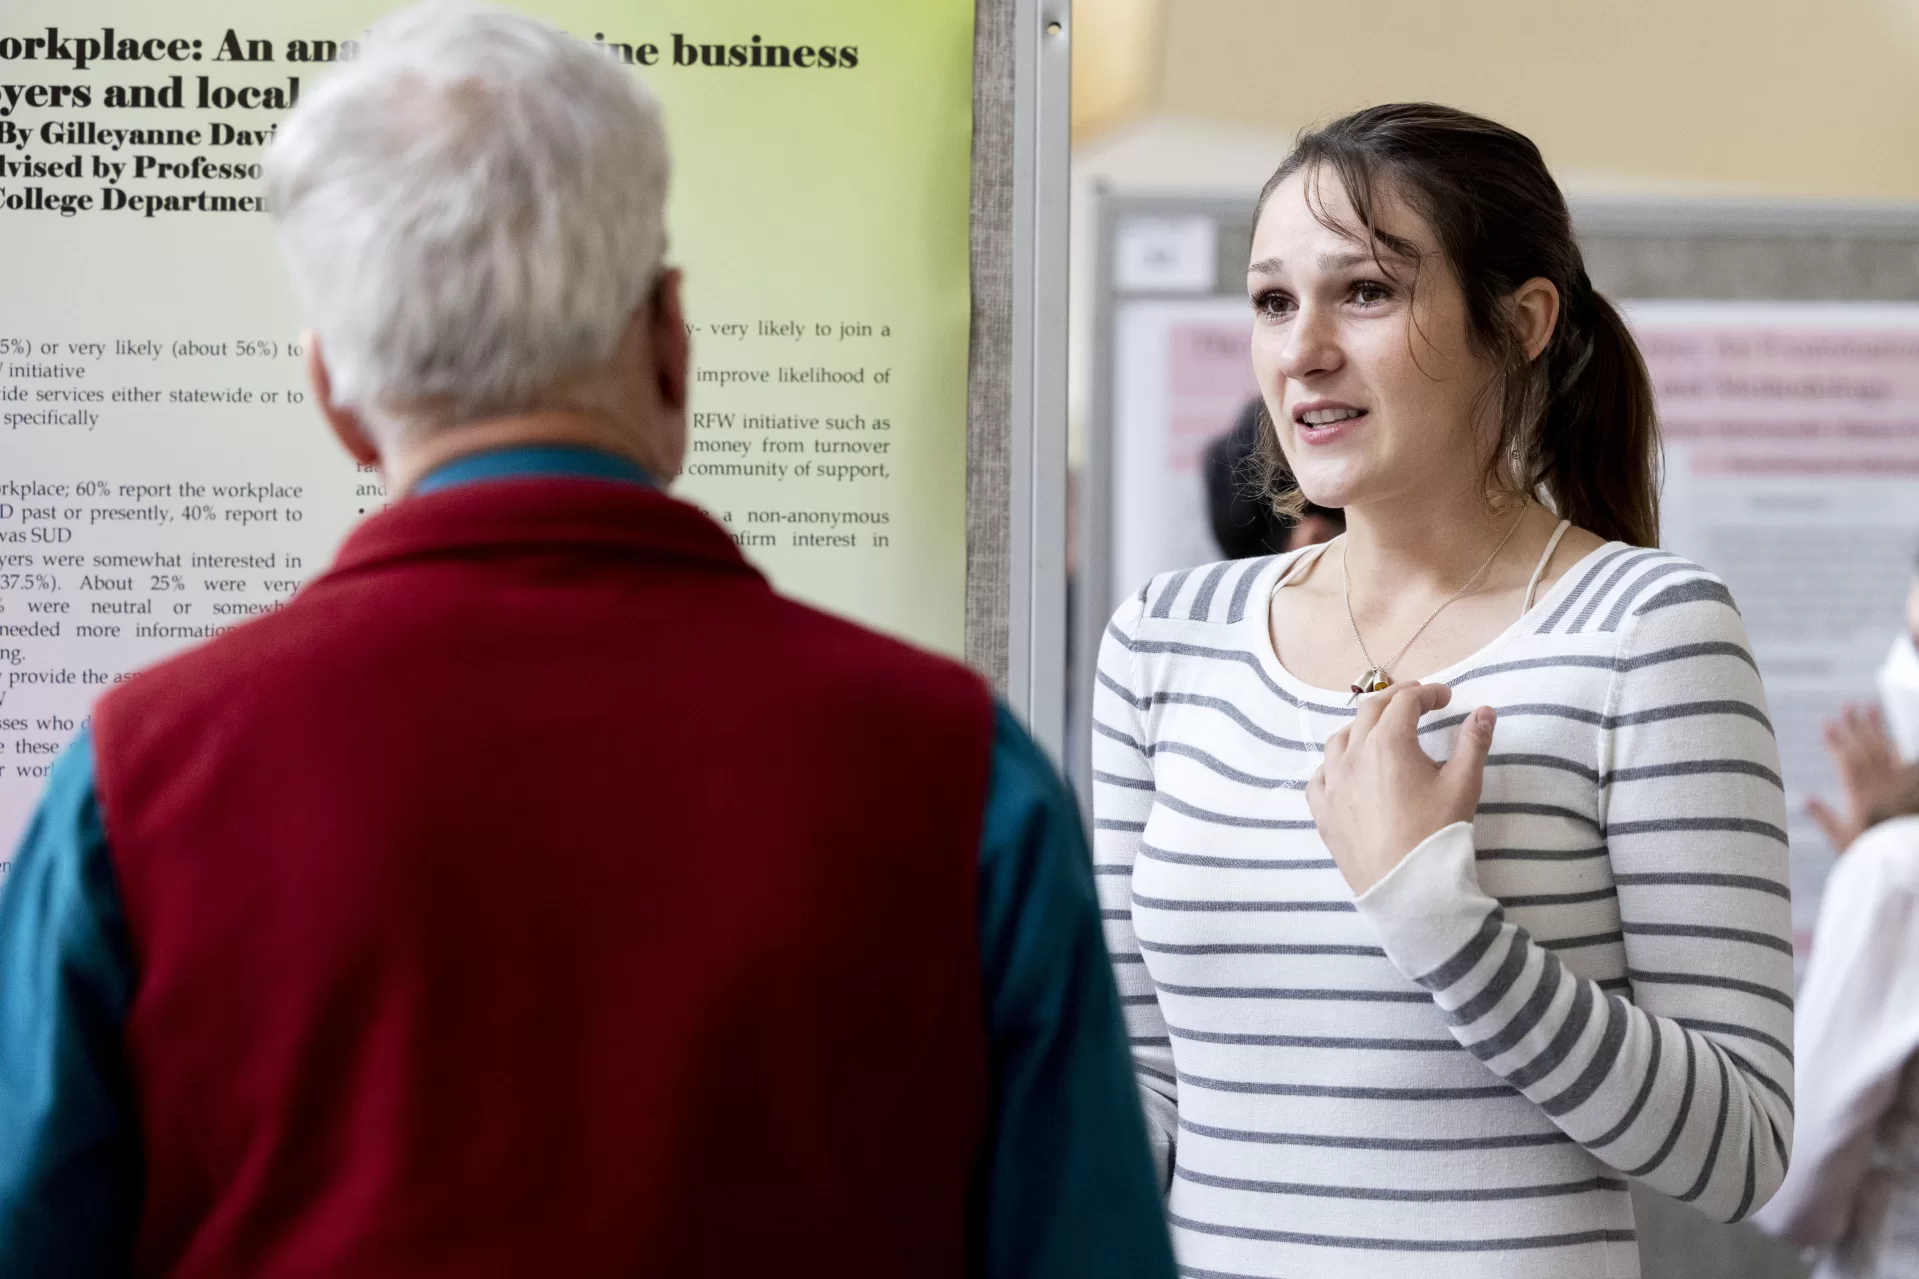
top-left (265, 2), bottom-right (669, 436)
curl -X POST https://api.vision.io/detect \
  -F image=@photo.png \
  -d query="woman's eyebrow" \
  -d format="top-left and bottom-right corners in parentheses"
top-left (1247, 249), bottom-right (1408, 278)
top-left (1318, 250), bottom-right (1376, 271)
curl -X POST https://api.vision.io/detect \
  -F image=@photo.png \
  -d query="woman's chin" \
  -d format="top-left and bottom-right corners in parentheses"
top-left (1291, 475), bottom-right (1356, 512)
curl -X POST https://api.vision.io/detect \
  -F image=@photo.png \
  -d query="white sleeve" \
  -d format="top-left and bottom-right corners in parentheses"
top-left (1752, 817), bottom-right (1919, 1243)
top-left (1354, 570), bottom-right (1794, 1223)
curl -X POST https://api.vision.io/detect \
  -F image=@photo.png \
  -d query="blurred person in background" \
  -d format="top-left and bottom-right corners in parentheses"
top-left (1093, 103), bottom-right (1793, 1277)
top-left (0, 7), bottom-right (1175, 1277)
top-left (1203, 398), bottom-right (1345, 557)
top-left (1874, 565), bottom-right (1919, 763)
top-left (1755, 570), bottom-right (1919, 1278)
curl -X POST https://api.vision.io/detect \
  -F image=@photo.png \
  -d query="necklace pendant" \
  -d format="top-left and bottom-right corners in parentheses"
top-left (1350, 667), bottom-right (1392, 700)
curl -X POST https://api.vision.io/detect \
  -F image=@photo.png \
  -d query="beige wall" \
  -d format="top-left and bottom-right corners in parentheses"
top-left (1071, 0), bottom-right (1160, 135)
top-left (1079, 0), bottom-right (1919, 200)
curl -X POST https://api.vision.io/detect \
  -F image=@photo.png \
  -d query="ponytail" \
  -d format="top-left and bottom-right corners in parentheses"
top-left (1525, 286), bottom-right (1661, 547)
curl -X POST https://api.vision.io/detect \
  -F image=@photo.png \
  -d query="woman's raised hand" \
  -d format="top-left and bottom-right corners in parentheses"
top-left (1808, 701), bottom-right (1908, 853)
top-left (1307, 682), bottom-right (1496, 896)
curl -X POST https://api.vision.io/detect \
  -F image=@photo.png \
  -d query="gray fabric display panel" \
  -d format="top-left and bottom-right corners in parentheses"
top-left (966, 0), bottom-right (1069, 763)
top-left (967, 0), bottom-right (1014, 690)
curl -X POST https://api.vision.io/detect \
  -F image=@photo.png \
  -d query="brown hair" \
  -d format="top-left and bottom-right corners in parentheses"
top-left (1252, 103), bottom-right (1662, 547)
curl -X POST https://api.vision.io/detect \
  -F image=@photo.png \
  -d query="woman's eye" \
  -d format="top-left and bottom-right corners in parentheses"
top-left (1253, 290), bottom-right (1295, 320)
top-left (1351, 281), bottom-right (1392, 306)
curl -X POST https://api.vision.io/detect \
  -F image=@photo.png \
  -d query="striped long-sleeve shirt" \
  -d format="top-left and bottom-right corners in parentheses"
top-left (1093, 542), bottom-right (1794, 1279)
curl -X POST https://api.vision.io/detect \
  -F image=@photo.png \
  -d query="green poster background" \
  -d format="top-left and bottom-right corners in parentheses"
top-left (0, 1), bottom-right (975, 858)
top-left (2, 0), bottom-right (974, 644)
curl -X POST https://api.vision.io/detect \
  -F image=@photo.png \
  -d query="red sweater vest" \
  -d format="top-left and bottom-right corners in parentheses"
top-left (92, 481), bottom-right (995, 1278)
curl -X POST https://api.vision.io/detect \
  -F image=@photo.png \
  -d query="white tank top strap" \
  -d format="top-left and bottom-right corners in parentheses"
top-left (1522, 519), bottom-right (1573, 614)
top-left (1272, 536), bottom-right (1337, 595)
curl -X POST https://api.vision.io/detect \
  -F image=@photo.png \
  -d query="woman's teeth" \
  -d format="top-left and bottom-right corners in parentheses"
top-left (1300, 408), bottom-right (1364, 426)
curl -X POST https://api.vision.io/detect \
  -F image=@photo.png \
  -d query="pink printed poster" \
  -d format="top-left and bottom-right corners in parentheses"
top-left (1626, 302), bottom-right (1919, 952)
top-left (1110, 299), bottom-right (1254, 598)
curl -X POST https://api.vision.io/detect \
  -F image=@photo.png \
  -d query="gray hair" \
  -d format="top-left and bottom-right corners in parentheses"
top-left (265, 2), bottom-right (669, 436)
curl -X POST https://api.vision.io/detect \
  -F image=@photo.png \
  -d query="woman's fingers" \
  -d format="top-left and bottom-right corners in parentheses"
top-left (1843, 704), bottom-right (1877, 757)
top-left (1323, 724), bottom-right (1350, 773)
top-left (1833, 706), bottom-right (1866, 757)
top-left (1861, 705), bottom-right (1900, 768)
top-left (1826, 704), bottom-right (1902, 813)
top-left (1441, 705), bottom-right (1497, 808)
top-left (1816, 702), bottom-right (1909, 837)
top-left (1345, 684), bottom-right (1403, 752)
top-left (1377, 682), bottom-right (1451, 743)
top-left (1837, 702), bottom-right (1890, 759)
top-left (1807, 796), bottom-right (1857, 854)
top-left (1826, 705), bottom-right (1875, 773)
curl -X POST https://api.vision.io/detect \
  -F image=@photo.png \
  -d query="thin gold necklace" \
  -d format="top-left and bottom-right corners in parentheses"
top-left (1342, 506), bottom-right (1528, 702)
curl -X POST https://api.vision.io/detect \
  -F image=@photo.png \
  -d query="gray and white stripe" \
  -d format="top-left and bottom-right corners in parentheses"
top-left (1094, 543), bottom-right (1793, 1279)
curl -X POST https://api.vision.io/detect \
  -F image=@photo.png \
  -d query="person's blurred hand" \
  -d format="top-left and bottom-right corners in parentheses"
top-left (1308, 682), bottom-right (1495, 895)
top-left (1809, 702), bottom-right (1906, 853)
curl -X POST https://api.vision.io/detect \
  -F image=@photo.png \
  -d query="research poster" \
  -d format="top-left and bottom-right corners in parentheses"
top-left (1625, 302), bottom-right (1919, 952)
top-left (0, 1), bottom-right (976, 861)
top-left (1109, 298), bottom-right (1254, 600)
top-left (1105, 295), bottom-right (1919, 954)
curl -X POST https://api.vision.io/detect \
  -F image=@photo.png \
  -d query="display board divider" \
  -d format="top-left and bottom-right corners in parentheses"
top-left (1002, 0), bottom-right (1072, 761)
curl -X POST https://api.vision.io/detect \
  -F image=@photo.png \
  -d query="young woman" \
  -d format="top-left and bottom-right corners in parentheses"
top-left (1094, 103), bottom-right (1793, 1279)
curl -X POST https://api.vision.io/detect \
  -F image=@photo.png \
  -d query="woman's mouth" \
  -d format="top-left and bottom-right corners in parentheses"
top-left (1293, 403), bottom-right (1368, 444)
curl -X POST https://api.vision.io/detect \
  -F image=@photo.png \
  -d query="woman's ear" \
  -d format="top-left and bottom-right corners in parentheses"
top-left (1513, 278), bottom-right (1561, 362)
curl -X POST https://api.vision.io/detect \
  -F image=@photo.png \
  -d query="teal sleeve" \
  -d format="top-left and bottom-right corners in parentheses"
top-left (973, 705), bottom-right (1176, 1279)
top-left (0, 727), bottom-right (141, 1276)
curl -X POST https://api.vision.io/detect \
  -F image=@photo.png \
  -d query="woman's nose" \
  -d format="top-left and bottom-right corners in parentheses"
top-left (1273, 302), bottom-right (1342, 381)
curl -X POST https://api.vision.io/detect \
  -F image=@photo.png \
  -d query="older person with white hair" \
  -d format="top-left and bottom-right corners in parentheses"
top-left (0, 6), bottom-right (1175, 1277)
